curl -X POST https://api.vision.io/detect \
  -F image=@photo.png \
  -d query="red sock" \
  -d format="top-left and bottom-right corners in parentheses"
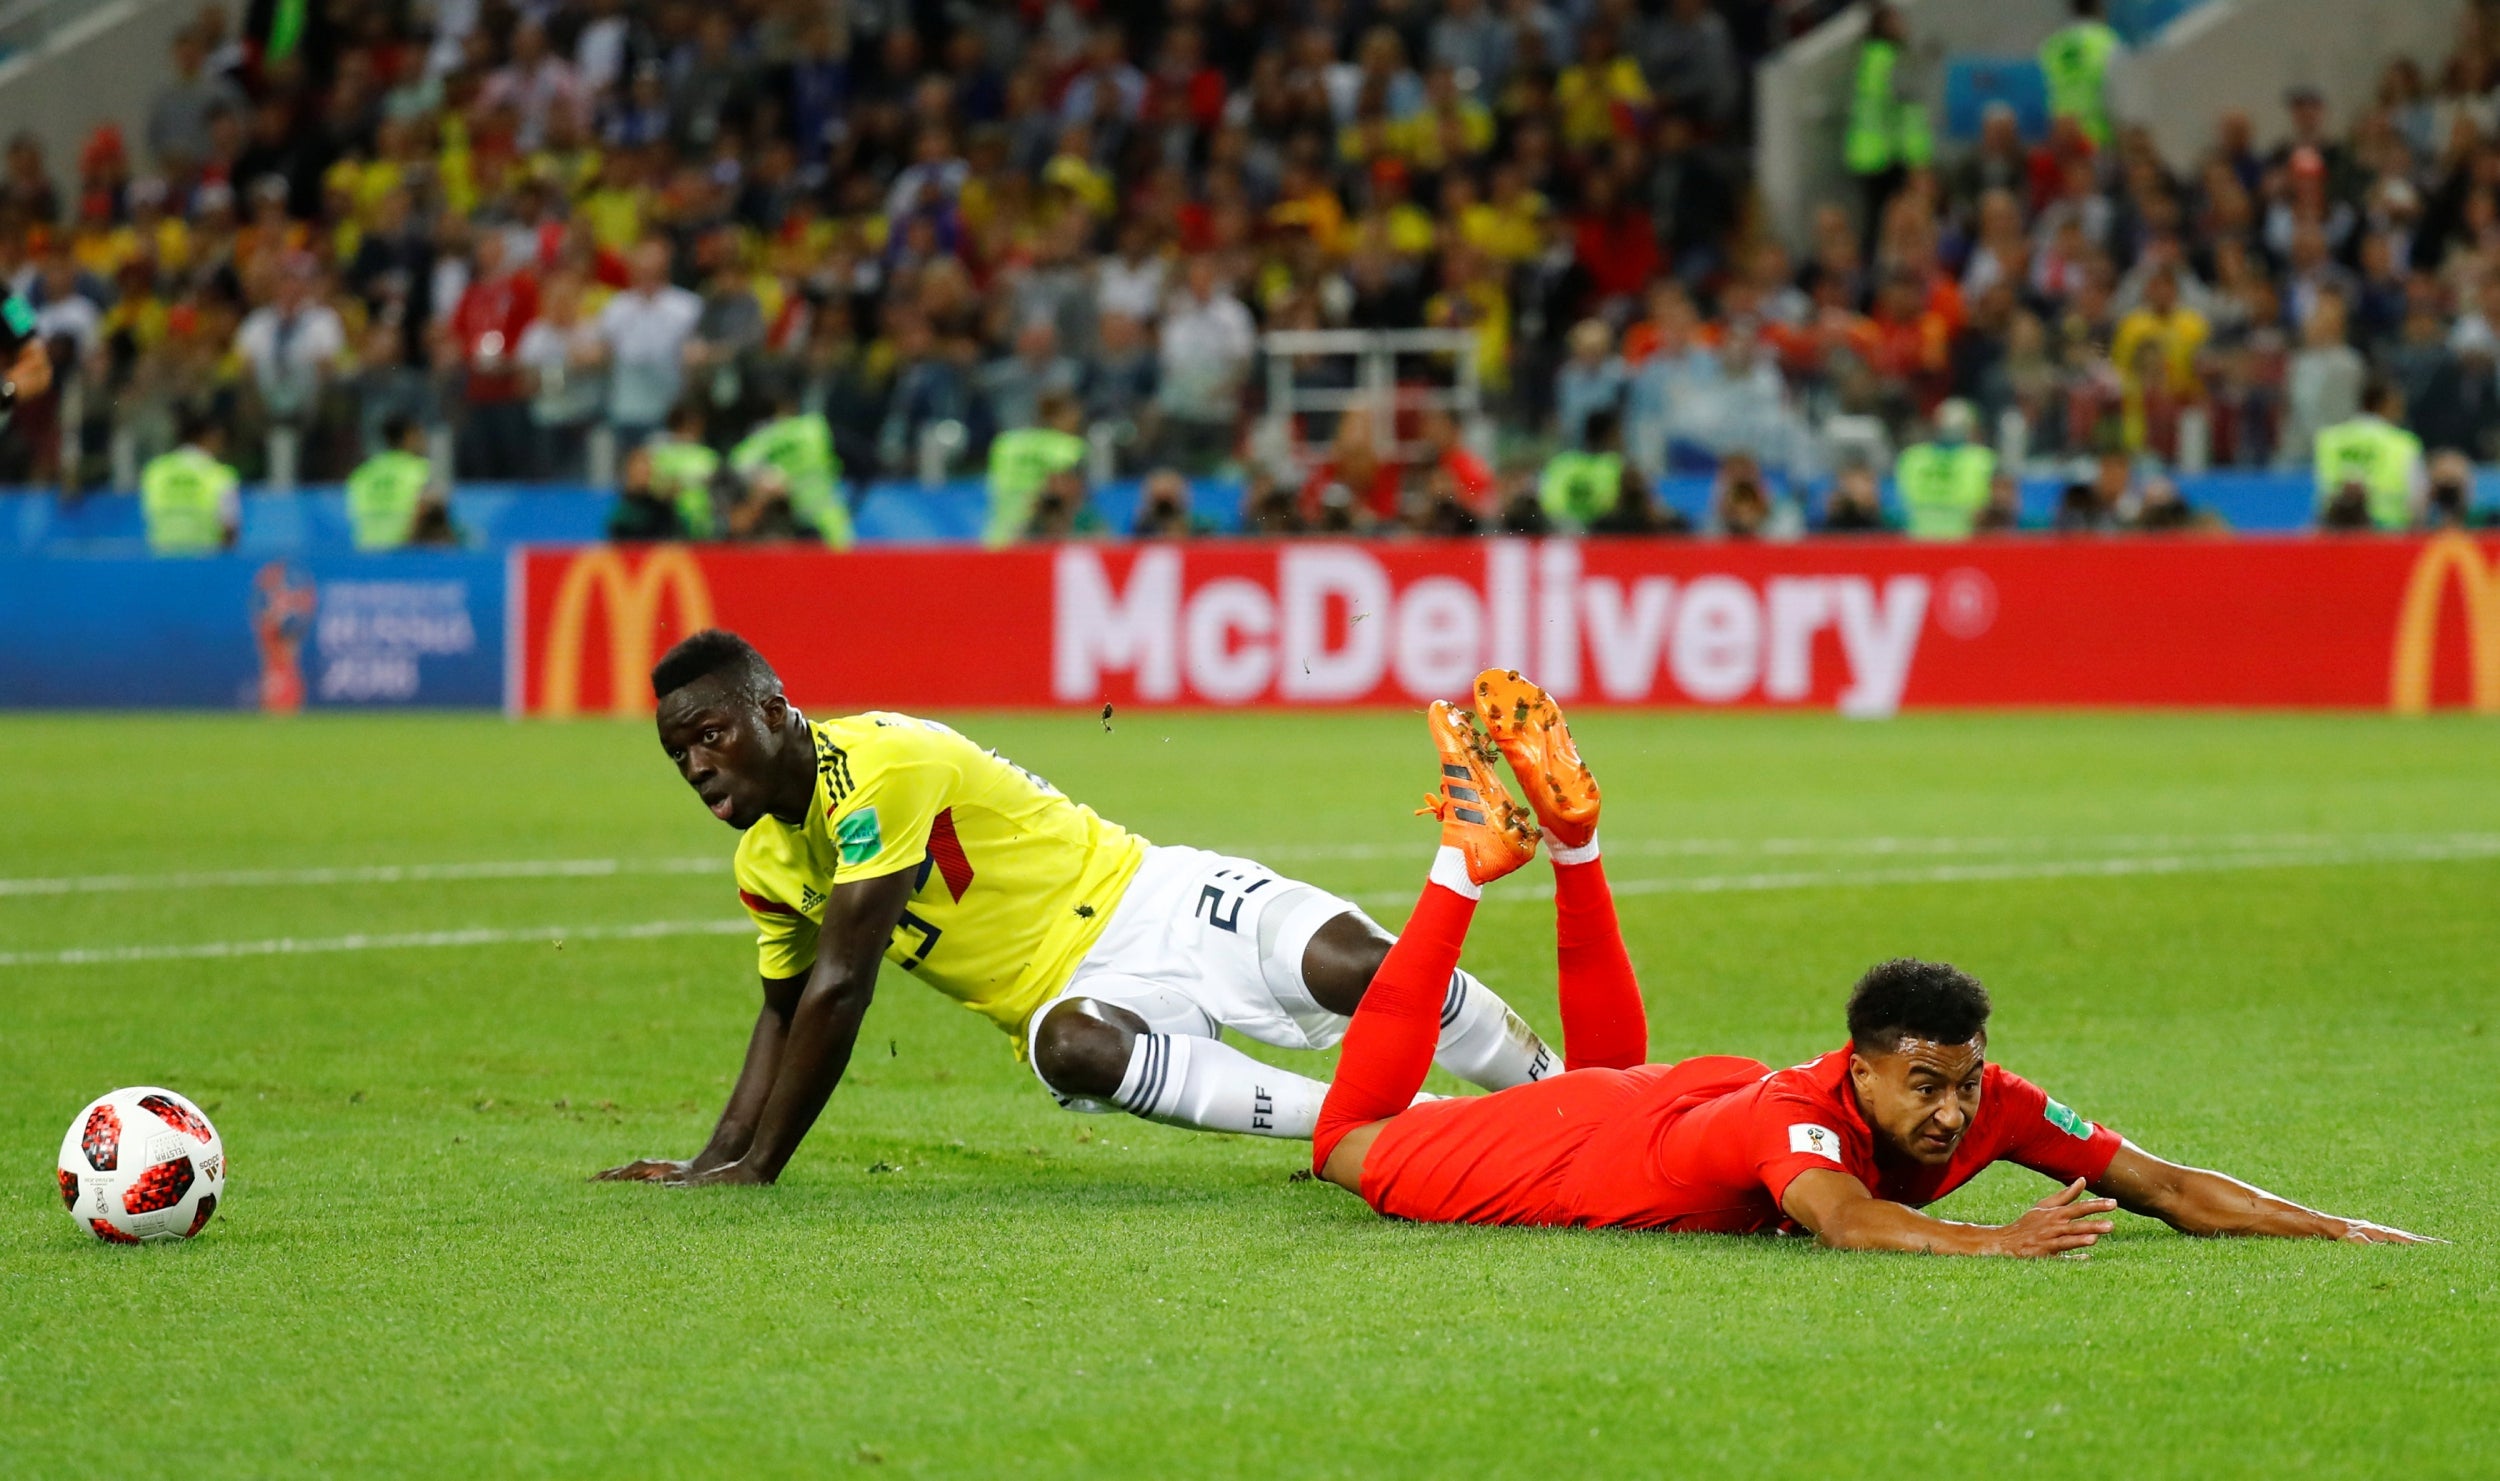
top-left (1312, 864), bottom-right (1479, 1174)
top-left (1555, 854), bottom-right (1647, 1072)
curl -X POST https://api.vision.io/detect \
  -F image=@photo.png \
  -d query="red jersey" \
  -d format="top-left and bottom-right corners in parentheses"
top-left (1435, 442), bottom-right (1497, 514)
top-left (450, 271), bottom-right (540, 405)
top-left (1147, 67), bottom-right (1227, 130)
top-left (1574, 210), bottom-right (1658, 302)
top-left (1361, 1046), bottom-right (2122, 1231)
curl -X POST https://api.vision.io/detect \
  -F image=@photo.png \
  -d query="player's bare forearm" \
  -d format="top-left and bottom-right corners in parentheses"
top-left (1783, 1168), bottom-right (2117, 1258)
top-left (725, 969), bottom-right (876, 1181)
top-left (1807, 1194), bottom-right (1998, 1255)
top-left (692, 979), bottom-right (804, 1170)
top-left (680, 869), bottom-right (915, 1185)
top-left (2092, 1143), bottom-right (2436, 1244)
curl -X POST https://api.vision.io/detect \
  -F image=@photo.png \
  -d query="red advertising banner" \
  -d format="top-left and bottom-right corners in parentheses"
top-left (513, 536), bottom-right (2500, 716)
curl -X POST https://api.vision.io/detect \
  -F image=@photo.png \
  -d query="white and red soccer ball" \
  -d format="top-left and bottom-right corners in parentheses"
top-left (56, 1087), bottom-right (226, 1244)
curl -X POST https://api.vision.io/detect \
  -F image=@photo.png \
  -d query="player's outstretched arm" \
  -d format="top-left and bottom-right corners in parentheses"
top-left (668, 868), bottom-right (919, 1186)
top-left (2090, 1143), bottom-right (2438, 1244)
top-left (595, 972), bottom-right (806, 1183)
top-left (1781, 1168), bottom-right (2119, 1257)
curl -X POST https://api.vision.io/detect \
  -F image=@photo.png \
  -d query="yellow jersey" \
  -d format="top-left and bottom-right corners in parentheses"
top-left (731, 713), bottom-right (1148, 1045)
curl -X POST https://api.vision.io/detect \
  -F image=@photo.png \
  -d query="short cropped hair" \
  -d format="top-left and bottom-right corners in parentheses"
top-left (650, 629), bottom-right (779, 704)
top-left (1846, 958), bottom-right (1992, 1053)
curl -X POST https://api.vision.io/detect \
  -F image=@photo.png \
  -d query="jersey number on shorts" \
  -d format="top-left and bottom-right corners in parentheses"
top-left (1193, 870), bottom-right (1274, 934)
top-left (893, 909), bottom-right (942, 969)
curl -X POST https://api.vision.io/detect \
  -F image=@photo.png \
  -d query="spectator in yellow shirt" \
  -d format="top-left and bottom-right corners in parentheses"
top-left (527, 108), bottom-right (604, 201)
top-left (1473, 163), bottom-right (1549, 264)
top-left (1428, 243), bottom-right (1513, 392)
top-left (1401, 64), bottom-right (1495, 172)
top-left (1364, 160), bottom-right (1440, 259)
top-left (325, 142), bottom-right (406, 233)
top-left (1267, 160), bottom-right (1347, 253)
top-left (1556, 23), bottom-right (1651, 152)
top-left (101, 260), bottom-right (172, 352)
top-left (1339, 84), bottom-right (1402, 171)
top-left (125, 178), bottom-right (193, 276)
top-left (579, 150), bottom-right (650, 253)
top-left (2110, 267), bottom-right (2208, 450)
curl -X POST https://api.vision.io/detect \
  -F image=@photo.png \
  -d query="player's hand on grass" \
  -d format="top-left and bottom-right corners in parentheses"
top-left (2336, 1218), bottom-right (2442, 1245)
top-left (1989, 1178), bottom-right (2119, 1258)
top-left (592, 1157), bottom-right (694, 1183)
top-left (665, 1161), bottom-right (768, 1187)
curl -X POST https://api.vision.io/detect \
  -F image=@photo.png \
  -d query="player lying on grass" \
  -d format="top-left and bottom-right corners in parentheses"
top-left (597, 630), bottom-right (1559, 1186)
top-left (1309, 670), bottom-right (2433, 1253)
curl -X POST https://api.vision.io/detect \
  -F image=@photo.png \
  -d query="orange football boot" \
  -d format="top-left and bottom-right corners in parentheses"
top-left (1417, 700), bottom-right (1541, 885)
top-left (1473, 669), bottom-right (1600, 851)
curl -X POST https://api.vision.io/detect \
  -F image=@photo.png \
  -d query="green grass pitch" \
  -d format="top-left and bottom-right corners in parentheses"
top-left (2, 709), bottom-right (2495, 1476)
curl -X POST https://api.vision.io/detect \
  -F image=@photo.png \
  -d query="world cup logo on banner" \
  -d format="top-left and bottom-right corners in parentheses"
top-left (250, 562), bottom-right (318, 714)
top-left (539, 546), bottom-right (715, 716)
top-left (2389, 534), bottom-right (2500, 715)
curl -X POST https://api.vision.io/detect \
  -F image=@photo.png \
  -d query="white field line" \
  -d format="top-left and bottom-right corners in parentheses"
top-left (0, 918), bottom-right (755, 968)
top-left (5, 836), bottom-right (2498, 970)
top-left (1345, 835), bottom-right (2500, 909)
top-left (1249, 831), bottom-right (2500, 864)
top-left (0, 856), bottom-right (727, 898)
top-left (7, 832), bottom-right (2500, 899)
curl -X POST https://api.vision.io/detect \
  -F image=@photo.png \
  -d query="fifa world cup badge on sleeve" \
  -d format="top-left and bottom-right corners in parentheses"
top-left (836, 808), bottom-right (882, 867)
top-left (2043, 1098), bottom-right (2094, 1139)
top-left (1789, 1124), bottom-right (1845, 1162)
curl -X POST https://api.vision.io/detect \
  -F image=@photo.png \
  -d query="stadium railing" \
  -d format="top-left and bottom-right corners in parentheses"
top-left (1258, 329), bottom-right (1494, 471)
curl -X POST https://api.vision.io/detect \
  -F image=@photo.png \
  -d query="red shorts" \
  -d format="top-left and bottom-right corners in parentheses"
top-left (1358, 1056), bottom-right (1772, 1228)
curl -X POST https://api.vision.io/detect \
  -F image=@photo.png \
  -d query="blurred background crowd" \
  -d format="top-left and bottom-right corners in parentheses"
top-left (4, 0), bottom-right (2498, 546)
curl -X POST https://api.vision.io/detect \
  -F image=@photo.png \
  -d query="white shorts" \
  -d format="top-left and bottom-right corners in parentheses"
top-left (1024, 844), bottom-right (1372, 1109)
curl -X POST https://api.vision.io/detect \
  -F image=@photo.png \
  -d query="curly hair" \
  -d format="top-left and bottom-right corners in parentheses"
top-left (650, 629), bottom-right (779, 705)
top-left (1845, 958), bottom-right (1992, 1053)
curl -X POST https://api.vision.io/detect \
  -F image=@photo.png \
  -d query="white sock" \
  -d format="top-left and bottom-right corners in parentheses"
top-left (1427, 845), bottom-right (1482, 899)
top-left (1549, 828), bottom-right (1601, 867)
top-left (1433, 969), bottom-right (1557, 1089)
top-left (1111, 1032), bottom-right (1331, 1139)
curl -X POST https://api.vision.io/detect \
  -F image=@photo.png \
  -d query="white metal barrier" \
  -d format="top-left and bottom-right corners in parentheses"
top-left (1258, 329), bottom-right (1491, 473)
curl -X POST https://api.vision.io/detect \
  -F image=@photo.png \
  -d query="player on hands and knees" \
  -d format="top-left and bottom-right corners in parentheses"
top-left (597, 631), bottom-right (1557, 1186)
top-left (1307, 669), bottom-right (2433, 1252)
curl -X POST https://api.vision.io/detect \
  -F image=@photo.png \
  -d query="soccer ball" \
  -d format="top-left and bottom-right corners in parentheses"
top-left (56, 1087), bottom-right (226, 1244)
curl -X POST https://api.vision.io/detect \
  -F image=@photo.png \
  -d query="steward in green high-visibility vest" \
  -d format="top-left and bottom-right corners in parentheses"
top-left (345, 417), bottom-right (440, 551)
top-left (140, 413), bottom-right (240, 555)
top-left (1846, 5), bottom-right (1933, 179)
top-left (2040, 0), bottom-right (2124, 149)
top-left (646, 402), bottom-right (721, 540)
top-left (985, 390), bottom-right (1090, 548)
top-left (2314, 382), bottom-right (2424, 532)
top-left (1540, 407), bottom-right (1630, 527)
top-left (1895, 399), bottom-right (1996, 539)
top-left (732, 399), bottom-right (850, 550)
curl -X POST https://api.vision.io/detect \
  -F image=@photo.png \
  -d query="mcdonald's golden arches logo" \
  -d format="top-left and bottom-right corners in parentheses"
top-left (2388, 534), bottom-right (2500, 715)
top-left (539, 546), bottom-right (716, 717)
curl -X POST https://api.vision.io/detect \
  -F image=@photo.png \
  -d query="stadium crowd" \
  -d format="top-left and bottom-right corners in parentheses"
top-left (3, 0), bottom-right (2497, 547)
